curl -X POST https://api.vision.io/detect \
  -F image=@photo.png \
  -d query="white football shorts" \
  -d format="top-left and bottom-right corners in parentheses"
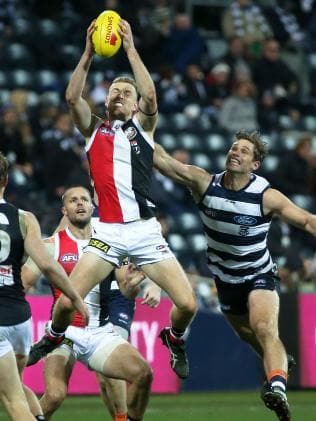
top-left (49, 322), bottom-right (127, 373)
top-left (0, 318), bottom-right (32, 357)
top-left (86, 217), bottom-right (174, 266)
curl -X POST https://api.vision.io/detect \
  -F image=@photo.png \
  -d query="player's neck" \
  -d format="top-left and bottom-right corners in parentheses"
top-left (67, 223), bottom-right (92, 240)
top-left (223, 171), bottom-right (251, 191)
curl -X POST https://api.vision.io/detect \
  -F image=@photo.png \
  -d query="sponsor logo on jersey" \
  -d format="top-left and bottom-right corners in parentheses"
top-left (60, 253), bottom-right (79, 263)
top-left (88, 238), bottom-right (110, 253)
top-left (0, 265), bottom-right (13, 286)
top-left (156, 244), bottom-right (166, 251)
top-left (0, 265), bottom-right (12, 276)
top-left (100, 126), bottom-right (114, 135)
top-left (234, 215), bottom-right (257, 225)
top-left (118, 312), bottom-right (128, 320)
top-left (254, 278), bottom-right (268, 288)
top-left (130, 139), bottom-right (140, 154)
top-left (124, 126), bottom-right (137, 140)
top-left (239, 226), bottom-right (249, 236)
top-left (205, 209), bottom-right (218, 217)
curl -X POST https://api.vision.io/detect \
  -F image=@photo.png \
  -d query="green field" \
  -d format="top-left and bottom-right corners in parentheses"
top-left (1, 391), bottom-right (315, 420)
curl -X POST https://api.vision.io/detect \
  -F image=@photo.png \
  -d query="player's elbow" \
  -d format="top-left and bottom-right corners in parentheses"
top-left (65, 88), bottom-right (80, 107)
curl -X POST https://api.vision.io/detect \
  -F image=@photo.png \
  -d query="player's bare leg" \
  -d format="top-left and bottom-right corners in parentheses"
top-left (91, 343), bottom-right (152, 420)
top-left (40, 352), bottom-right (74, 420)
top-left (249, 290), bottom-right (291, 420)
top-left (141, 258), bottom-right (197, 379)
top-left (0, 351), bottom-right (35, 420)
top-left (97, 373), bottom-right (127, 420)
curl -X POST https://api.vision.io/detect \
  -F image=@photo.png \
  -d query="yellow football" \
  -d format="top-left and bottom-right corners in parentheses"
top-left (92, 10), bottom-right (122, 58)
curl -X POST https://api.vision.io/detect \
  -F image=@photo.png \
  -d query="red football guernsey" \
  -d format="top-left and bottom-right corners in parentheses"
top-left (86, 116), bottom-right (156, 223)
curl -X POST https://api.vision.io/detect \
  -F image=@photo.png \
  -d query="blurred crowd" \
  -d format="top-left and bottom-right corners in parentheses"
top-left (1, 0), bottom-right (316, 306)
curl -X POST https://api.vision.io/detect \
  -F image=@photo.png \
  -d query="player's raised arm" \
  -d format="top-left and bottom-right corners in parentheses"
top-left (154, 143), bottom-right (212, 200)
top-left (263, 188), bottom-right (316, 235)
top-left (119, 19), bottom-right (158, 133)
top-left (65, 20), bottom-right (100, 138)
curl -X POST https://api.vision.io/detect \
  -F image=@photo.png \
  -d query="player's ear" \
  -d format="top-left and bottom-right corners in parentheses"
top-left (61, 206), bottom-right (67, 216)
top-left (132, 102), bottom-right (138, 114)
top-left (252, 160), bottom-right (260, 171)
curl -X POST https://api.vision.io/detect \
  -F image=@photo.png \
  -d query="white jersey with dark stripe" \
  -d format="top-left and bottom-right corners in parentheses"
top-left (86, 115), bottom-right (156, 223)
top-left (199, 172), bottom-right (274, 284)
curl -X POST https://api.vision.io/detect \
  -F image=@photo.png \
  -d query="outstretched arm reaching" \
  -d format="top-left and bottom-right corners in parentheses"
top-left (65, 20), bottom-right (100, 138)
top-left (154, 143), bottom-right (212, 201)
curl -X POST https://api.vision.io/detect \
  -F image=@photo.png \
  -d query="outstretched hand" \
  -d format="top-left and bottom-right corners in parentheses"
top-left (126, 263), bottom-right (145, 287)
top-left (141, 282), bottom-right (161, 308)
top-left (118, 19), bottom-right (135, 53)
top-left (85, 19), bottom-right (96, 56)
top-left (72, 294), bottom-right (89, 325)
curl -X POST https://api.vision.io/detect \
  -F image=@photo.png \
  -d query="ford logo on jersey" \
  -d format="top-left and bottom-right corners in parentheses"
top-left (60, 253), bottom-right (79, 263)
top-left (234, 215), bottom-right (257, 225)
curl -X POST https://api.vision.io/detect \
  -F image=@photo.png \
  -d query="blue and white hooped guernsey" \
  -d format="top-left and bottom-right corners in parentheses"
top-left (198, 171), bottom-right (274, 284)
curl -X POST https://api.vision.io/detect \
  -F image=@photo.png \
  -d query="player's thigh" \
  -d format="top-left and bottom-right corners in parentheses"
top-left (248, 289), bottom-right (280, 331)
top-left (44, 349), bottom-right (75, 393)
top-left (69, 251), bottom-right (115, 297)
top-left (98, 343), bottom-right (150, 383)
top-left (141, 257), bottom-right (195, 307)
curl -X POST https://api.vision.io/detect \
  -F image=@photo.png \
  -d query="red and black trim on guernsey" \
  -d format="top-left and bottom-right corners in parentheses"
top-left (86, 117), bottom-right (156, 223)
top-left (54, 230), bottom-right (85, 327)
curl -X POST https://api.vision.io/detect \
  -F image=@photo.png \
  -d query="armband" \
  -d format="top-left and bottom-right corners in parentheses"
top-left (138, 106), bottom-right (158, 117)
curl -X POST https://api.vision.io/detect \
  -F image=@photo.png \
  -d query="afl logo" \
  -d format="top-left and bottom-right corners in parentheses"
top-left (60, 253), bottom-right (79, 263)
top-left (234, 215), bottom-right (257, 225)
top-left (100, 126), bottom-right (113, 135)
top-left (124, 126), bottom-right (137, 140)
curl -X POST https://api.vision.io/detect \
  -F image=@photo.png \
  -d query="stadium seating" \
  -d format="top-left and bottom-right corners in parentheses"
top-left (188, 233), bottom-right (208, 253)
top-left (173, 212), bottom-right (203, 235)
top-left (36, 70), bottom-right (60, 93)
top-left (158, 133), bottom-right (178, 151)
top-left (290, 194), bottom-right (316, 213)
top-left (204, 133), bottom-right (229, 153)
top-left (178, 133), bottom-right (201, 151)
top-left (9, 69), bottom-right (34, 90)
top-left (261, 155), bottom-right (280, 172)
top-left (3, 43), bottom-right (35, 70)
top-left (191, 152), bottom-right (212, 171)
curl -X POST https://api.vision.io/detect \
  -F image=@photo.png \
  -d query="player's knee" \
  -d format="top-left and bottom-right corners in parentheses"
top-left (98, 375), bottom-right (106, 390)
top-left (252, 320), bottom-right (275, 341)
top-left (177, 293), bottom-right (198, 317)
top-left (59, 295), bottom-right (74, 312)
top-left (44, 387), bottom-right (67, 409)
top-left (132, 361), bottom-right (153, 390)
